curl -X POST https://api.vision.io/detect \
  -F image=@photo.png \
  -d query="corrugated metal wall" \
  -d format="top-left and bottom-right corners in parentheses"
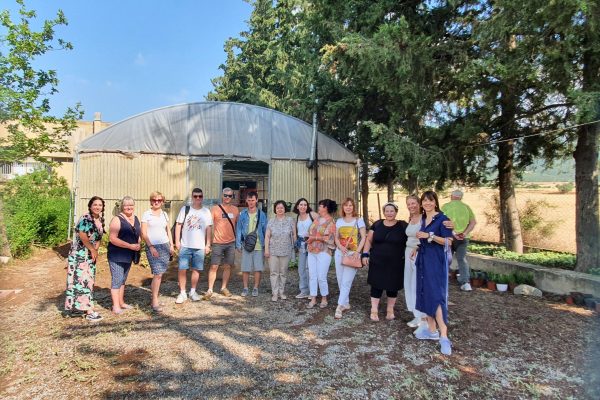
top-left (270, 160), bottom-right (356, 210)
top-left (270, 160), bottom-right (316, 208)
top-left (318, 162), bottom-right (357, 204)
top-left (76, 153), bottom-right (220, 222)
top-left (75, 154), bottom-right (356, 224)
top-left (188, 158), bottom-right (222, 202)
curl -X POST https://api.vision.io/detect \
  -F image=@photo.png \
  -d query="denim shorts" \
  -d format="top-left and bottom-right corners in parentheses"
top-left (240, 249), bottom-right (264, 272)
top-left (178, 247), bottom-right (205, 271)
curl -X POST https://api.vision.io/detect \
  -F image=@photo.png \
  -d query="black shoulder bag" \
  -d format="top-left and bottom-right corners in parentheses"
top-left (243, 211), bottom-right (260, 252)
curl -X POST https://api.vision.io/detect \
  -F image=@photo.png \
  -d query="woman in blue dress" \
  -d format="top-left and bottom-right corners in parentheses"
top-left (414, 191), bottom-right (454, 355)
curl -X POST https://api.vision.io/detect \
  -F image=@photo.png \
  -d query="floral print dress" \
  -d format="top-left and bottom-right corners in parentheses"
top-left (65, 214), bottom-right (104, 311)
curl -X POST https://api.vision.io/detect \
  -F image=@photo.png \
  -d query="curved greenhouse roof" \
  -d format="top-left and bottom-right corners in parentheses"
top-left (77, 102), bottom-right (357, 164)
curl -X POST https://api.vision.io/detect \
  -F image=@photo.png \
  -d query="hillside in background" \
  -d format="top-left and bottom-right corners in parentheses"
top-left (522, 158), bottom-right (576, 182)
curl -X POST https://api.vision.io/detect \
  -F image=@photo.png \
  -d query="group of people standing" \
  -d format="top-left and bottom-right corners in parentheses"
top-left (64, 186), bottom-right (476, 357)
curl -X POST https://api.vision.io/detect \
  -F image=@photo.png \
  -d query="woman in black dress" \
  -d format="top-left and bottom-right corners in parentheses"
top-left (361, 202), bottom-right (408, 321)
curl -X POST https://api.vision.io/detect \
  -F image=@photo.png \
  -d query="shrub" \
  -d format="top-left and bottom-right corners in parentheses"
top-left (483, 197), bottom-right (560, 247)
top-left (0, 169), bottom-right (70, 258)
top-left (556, 182), bottom-right (574, 193)
top-left (512, 270), bottom-right (535, 286)
top-left (469, 243), bottom-right (576, 270)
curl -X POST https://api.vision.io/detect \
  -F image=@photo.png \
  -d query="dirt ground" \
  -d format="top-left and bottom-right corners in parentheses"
top-left (367, 185), bottom-right (580, 253)
top-left (1, 249), bottom-right (599, 399)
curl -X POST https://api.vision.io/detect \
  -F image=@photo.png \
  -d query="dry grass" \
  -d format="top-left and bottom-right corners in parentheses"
top-left (367, 184), bottom-right (581, 253)
top-left (0, 249), bottom-right (599, 399)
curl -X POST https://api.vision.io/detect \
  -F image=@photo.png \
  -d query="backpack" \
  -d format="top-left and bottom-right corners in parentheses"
top-left (172, 206), bottom-right (190, 245)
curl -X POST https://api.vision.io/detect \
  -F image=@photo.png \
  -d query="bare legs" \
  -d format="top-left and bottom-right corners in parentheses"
top-left (208, 264), bottom-right (231, 292)
top-left (151, 274), bottom-right (163, 307)
top-left (242, 271), bottom-right (261, 289)
top-left (178, 269), bottom-right (200, 292)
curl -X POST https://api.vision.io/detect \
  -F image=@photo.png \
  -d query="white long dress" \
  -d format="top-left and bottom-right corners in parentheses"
top-left (404, 221), bottom-right (423, 319)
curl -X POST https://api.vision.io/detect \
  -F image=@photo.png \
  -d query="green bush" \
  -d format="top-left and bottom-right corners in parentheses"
top-left (512, 270), bottom-right (535, 286)
top-left (556, 182), bottom-right (574, 193)
top-left (469, 243), bottom-right (576, 270)
top-left (0, 169), bottom-right (70, 258)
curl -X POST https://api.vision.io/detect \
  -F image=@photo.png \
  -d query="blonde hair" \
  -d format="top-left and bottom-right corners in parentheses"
top-left (149, 191), bottom-right (164, 201)
top-left (119, 195), bottom-right (135, 211)
top-left (405, 194), bottom-right (420, 204)
top-left (339, 197), bottom-right (358, 217)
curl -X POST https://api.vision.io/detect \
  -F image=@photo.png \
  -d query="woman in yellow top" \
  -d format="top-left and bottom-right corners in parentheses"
top-left (333, 198), bottom-right (367, 319)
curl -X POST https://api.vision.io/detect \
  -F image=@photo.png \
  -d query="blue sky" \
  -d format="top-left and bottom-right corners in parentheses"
top-left (4, 0), bottom-right (252, 122)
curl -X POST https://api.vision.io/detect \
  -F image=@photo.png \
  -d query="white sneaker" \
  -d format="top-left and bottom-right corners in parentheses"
top-left (407, 317), bottom-right (420, 328)
top-left (175, 292), bottom-right (187, 304)
top-left (189, 291), bottom-right (201, 301)
top-left (460, 283), bottom-right (473, 291)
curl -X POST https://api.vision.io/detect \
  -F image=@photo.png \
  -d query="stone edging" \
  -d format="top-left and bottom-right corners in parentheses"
top-left (460, 253), bottom-right (600, 297)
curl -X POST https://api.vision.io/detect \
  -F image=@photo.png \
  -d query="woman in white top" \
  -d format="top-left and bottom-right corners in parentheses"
top-left (333, 197), bottom-right (367, 319)
top-left (404, 195), bottom-right (424, 328)
top-left (292, 198), bottom-right (318, 299)
top-left (141, 191), bottom-right (174, 313)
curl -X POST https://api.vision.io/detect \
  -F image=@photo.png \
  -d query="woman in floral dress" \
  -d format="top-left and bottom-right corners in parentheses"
top-left (64, 196), bottom-right (105, 321)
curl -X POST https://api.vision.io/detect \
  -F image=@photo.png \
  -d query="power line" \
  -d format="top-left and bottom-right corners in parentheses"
top-left (465, 119), bottom-right (600, 148)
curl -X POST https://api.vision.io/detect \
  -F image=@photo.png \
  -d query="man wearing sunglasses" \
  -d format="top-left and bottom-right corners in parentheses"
top-left (204, 187), bottom-right (240, 300)
top-left (174, 187), bottom-right (213, 303)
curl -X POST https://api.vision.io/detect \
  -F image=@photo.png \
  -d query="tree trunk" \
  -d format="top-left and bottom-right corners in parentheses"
top-left (498, 139), bottom-right (523, 253)
top-left (360, 160), bottom-right (370, 227)
top-left (574, 25), bottom-right (600, 272)
top-left (387, 177), bottom-right (394, 202)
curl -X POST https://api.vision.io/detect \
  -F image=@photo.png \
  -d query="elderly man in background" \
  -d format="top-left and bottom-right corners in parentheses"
top-left (441, 190), bottom-right (477, 292)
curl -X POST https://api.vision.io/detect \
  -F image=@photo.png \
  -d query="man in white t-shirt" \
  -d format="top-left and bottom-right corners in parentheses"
top-left (174, 187), bottom-right (213, 303)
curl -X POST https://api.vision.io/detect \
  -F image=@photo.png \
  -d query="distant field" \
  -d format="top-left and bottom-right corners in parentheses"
top-left (366, 183), bottom-right (586, 254)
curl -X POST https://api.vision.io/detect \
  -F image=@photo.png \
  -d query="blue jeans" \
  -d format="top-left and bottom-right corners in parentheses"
top-left (452, 239), bottom-right (470, 284)
top-left (297, 249), bottom-right (309, 295)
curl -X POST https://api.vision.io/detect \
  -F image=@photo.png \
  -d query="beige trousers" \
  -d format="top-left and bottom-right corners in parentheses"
top-left (269, 255), bottom-right (291, 295)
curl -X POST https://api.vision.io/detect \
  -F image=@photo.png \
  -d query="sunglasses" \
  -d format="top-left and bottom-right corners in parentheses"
top-left (223, 194), bottom-right (233, 198)
top-left (150, 199), bottom-right (163, 203)
top-left (193, 194), bottom-right (203, 199)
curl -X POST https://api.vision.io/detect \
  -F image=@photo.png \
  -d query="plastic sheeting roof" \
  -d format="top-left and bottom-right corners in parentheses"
top-left (77, 102), bottom-right (357, 163)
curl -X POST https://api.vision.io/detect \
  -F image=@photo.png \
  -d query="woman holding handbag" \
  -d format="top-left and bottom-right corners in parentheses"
top-left (306, 199), bottom-right (337, 309)
top-left (361, 202), bottom-right (408, 321)
top-left (141, 191), bottom-right (174, 313)
top-left (333, 198), bottom-right (366, 319)
top-left (107, 195), bottom-right (141, 315)
top-left (265, 200), bottom-right (297, 301)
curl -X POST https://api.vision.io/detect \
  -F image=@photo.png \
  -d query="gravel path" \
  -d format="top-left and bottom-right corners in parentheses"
top-left (0, 250), bottom-right (598, 399)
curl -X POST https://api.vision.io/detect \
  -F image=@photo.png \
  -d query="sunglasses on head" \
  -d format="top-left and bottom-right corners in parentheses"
top-left (151, 198), bottom-right (163, 203)
top-left (223, 194), bottom-right (233, 198)
top-left (193, 194), bottom-right (203, 199)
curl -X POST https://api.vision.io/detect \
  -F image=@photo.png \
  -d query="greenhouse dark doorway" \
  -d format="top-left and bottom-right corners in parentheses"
top-left (222, 160), bottom-right (269, 212)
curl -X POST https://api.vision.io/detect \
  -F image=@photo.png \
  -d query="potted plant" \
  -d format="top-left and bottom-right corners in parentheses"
top-left (496, 274), bottom-right (509, 292)
top-left (471, 270), bottom-right (485, 288)
top-left (508, 273), bottom-right (518, 292)
top-left (486, 272), bottom-right (497, 291)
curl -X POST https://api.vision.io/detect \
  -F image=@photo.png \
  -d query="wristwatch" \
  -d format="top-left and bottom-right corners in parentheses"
top-left (428, 233), bottom-right (435, 243)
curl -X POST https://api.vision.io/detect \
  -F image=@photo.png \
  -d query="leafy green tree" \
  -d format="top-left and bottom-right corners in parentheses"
top-left (0, 169), bottom-right (70, 258)
top-left (0, 0), bottom-right (83, 163)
